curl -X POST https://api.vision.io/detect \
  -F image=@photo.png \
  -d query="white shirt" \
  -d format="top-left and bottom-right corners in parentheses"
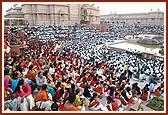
top-left (35, 76), bottom-right (47, 86)
top-left (129, 66), bottom-right (133, 72)
top-left (126, 91), bottom-right (132, 99)
top-left (49, 67), bottom-right (55, 75)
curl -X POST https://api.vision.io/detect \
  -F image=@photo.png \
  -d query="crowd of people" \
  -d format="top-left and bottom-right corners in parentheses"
top-left (4, 23), bottom-right (164, 111)
top-left (101, 22), bottom-right (164, 38)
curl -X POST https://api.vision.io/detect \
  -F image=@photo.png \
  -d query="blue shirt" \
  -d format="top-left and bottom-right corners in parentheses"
top-left (11, 78), bottom-right (20, 92)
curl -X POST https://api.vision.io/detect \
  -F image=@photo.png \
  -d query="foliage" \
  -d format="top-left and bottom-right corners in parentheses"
top-left (146, 97), bottom-right (164, 111)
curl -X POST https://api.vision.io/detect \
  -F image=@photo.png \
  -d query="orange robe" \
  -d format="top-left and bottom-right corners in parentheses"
top-left (35, 90), bottom-right (50, 102)
top-left (139, 90), bottom-right (148, 101)
top-left (93, 84), bottom-right (103, 95)
top-left (88, 99), bottom-right (100, 108)
top-left (26, 70), bottom-right (37, 81)
top-left (62, 105), bottom-right (79, 111)
top-left (154, 89), bottom-right (160, 96)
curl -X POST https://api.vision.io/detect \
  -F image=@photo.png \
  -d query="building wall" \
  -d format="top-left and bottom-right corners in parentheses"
top-left (100, 11), bottom-right (164, 25)
top-left (5, 4), bottom-right (100, 26)
top-left (80, 4), bottom-right (100, 24)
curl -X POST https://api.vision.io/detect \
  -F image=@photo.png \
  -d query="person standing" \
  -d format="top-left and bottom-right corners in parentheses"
top-left (128, 65), bottom-right (133, 79)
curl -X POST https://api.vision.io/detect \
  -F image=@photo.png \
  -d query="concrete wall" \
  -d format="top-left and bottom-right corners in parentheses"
top-left (100, 11), bottom-right (164, 25)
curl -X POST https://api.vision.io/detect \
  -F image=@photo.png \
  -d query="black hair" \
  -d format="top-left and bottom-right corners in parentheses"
top-left (56, 82), bottom-right (61, 88)
top-left (121, 91), bottom-right (128, 102)
top-left (12, 71), bottom-right (18, 79)
top-left (38, 71), bottom-right (42, 77)
top-left (75, 88), bottom-right (80, 94)
top-left (106, 96), bottom-right (112, 102)
top-left (43, 70), bottom-right (48, 76)
top-left (90, 93), bottom-right (97, 102)
top-left (15, 79), bottom-right (24, 93)
top-left (132, 82), bottom-right (138, 89)
top-left (42, 84), bottom-right (48, 90)
top-left (100, 81), bottom-right (104, 84)
top-left (60, 88), bottom-right (65, 95)
top-left (50, 63), bottom-right (53, 67)
top-left (109, 87), bottom-right (114, 96)
top-left (71, 84), bottom-right (75, 93)
top-left (62, 79), bottom-right (66, 82)
top-left (126, 87), bottom-right (131, 92)
top-left (126, 87), bottom-right (131, 95)
top-left (85, 85), bottom-right (90, 90)
top-left (93, 76), bottom-right (97, 81)
top-left (51, 102), bottom-right (58, 111)
top-left (68, 93), bottom-right (76, 104)
top-left (144, 89), bottom-right (148, 94)
top-left (16, 64), bottom-right (22, 74)
top-left (4, 68), bottom-right (10, 75)
top-left (29, 65), bottom-right (33, 70)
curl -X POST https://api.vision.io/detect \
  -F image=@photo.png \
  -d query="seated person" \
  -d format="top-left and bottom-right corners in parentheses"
top-left (154, 87), bottom-right (161, 97)
top-left (14, 79), bottom-right (35, 111)
top-left (88, 93), bottom-right (107, 111)
top-left (35, 84), bottom-right (52, 111)
top-left (35, 71), bottom-right (47, 90)
top-left (139, 88), bottom-right (150, 101)
top-left (62, 93), bottom-right (79, 111)
top-left (126, 87), bottom-right (136, 104)
top-left (106, 96), bottom-right (119, 111)
top-left (4, 86), bottom-right (14, 111)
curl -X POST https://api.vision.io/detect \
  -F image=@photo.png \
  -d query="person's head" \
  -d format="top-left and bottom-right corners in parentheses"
top-left (62, 78), bottom-right (66, 82)
top-left (17, 71), bottom-right (22, 78)
top-left (85, 85), bottom-right (90, 90)
top-left (75, 88), bottom-right (80, 95)
top-left (18, 79), bottom-right (25, 86)
top-left (92, 93), bottom-right (98, 98)
top-left (71, 84), bottom-right (75, 89)
top-left (56, 82), bottom-right (61, 87)
top-left (69, 77), bottom-right (72, 81)
top-left (15, 78), bottom-right (25, 93)
top-left (126, 78), bottom-right (130, 82)
top-left (93, 76), bottom-right (97, 81)
top-left (50, 63), bottom-right (53, 68)
top-left (42, 84), bottom-right (48, 90)
top-left (100, 81), bottom-right (104, 84)
top-left (13, 70), bottom-right (22, 79)
top-left (51, 103), bottom-right (58, 111)
top-left (150, 80), bottom-right (154, 84)
top-left (4, 68), bottom-right (10, 75)
top-left (157, 86), bottom-right (161, 91)
top-left (110, 86), bottom-right (114, 96)
top-left (12, 71), bottom-right (18, 79)
top-left (43, 70), bottom-right (48, 77)
top-left (144, 89), bottom-right (148, 94)
top-left (126, 87), bottom-right (131, 92)
top-left (132, 82), bottom-right (138, 89)
top-left (29, 65), bottom-right (33, 70)
top-left (68, 93), bottom-right (76, 104)
top-left (38, 71), bottom-right (43, 78)
top-left (106, 96), bottom-right (112, 103)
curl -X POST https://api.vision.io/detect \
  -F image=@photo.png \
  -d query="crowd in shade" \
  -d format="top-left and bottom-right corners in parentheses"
top-left (4, 23), bottom-right (164, 111)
